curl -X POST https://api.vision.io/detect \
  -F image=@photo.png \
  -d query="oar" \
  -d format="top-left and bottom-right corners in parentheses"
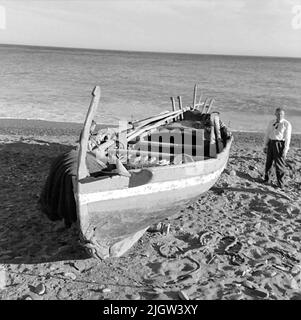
top-left (127, 110), bottom-right (186, 142)
top-left (132, 111), bottom-right (169, 126)
top-left (131, 107), bottom-right (181, 126)
top-left (132, 109), bottom-right (182, 130)
top-left (128, 110), bottom-right (184, 143)
top-left (134, 106), bottom-right (191, 142)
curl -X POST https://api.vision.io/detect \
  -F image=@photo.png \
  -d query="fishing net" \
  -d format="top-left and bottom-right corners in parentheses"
top-left (39, 149), bottom-right (106, 227)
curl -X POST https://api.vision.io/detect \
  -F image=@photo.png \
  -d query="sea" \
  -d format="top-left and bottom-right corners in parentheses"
top-left (0, 44), bottom-right (300, 133)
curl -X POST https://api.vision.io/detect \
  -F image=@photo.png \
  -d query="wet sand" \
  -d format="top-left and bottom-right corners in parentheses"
top-left (0, 118), bottom-right (301, 300)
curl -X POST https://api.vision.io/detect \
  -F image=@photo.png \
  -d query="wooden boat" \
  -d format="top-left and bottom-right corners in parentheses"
top-left (74, 86), bottom-right (233, 259)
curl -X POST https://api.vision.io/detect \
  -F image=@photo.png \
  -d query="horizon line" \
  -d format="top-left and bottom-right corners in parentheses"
top-left (0, 42), bottom-right (300, 60)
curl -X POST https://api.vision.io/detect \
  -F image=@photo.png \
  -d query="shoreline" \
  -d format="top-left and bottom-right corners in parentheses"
top-left (0, 118), bottom-right (301, 137)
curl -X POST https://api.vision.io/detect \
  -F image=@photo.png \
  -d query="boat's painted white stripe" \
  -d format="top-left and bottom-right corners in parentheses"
top-left (78, 165), bottom-right (225, 205)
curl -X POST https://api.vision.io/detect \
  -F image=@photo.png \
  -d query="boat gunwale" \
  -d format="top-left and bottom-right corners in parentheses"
top-left (78, 136), bottom-right (233, 185)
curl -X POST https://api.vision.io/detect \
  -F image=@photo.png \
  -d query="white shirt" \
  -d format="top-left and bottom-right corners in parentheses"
top-left (263, 119), bottom-right (292, 154)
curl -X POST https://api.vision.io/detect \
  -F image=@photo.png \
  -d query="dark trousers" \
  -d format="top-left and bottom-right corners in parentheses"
top-left (265, 140), bottom-right (286, 186)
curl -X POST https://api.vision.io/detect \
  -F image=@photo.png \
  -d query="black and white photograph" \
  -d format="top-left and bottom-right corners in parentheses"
top-left (0, 0), bottom-right (301, 302)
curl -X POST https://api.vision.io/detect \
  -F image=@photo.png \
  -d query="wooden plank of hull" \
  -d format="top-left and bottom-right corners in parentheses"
top-left (134, 140), bottom-right (205, 154)
top-left (110, 148), bottom-right (206, 162)
top-left (76, 137), bottom-right (232, 259)
top-left (80, 162), bottom-right (225, 205)
top-left (88, 168), bottom-right (222, 230)
top-left (81, 165), bottom-right (222, 258)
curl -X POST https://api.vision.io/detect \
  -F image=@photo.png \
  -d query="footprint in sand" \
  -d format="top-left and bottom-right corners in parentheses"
top-left (146, 258), bottom-right (198, 284)
top-left (272, 212), bottom-right (283, 222)
top-left (267, 199), bottom-right (297, 217)
top-left (249, 198), bottom-right (271, 215)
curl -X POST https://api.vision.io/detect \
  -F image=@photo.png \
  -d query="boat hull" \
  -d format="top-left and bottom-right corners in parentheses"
top-left (75, 137), bottom-right (232, 259)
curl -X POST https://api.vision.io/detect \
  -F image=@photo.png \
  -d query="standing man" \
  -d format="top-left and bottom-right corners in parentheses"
top-left (263, 107), bottom-right (292, 189)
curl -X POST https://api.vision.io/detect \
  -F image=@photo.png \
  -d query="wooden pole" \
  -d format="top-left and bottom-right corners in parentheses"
top-left (77, 86), bottom-right (101, 180)
top-left (177, 96), bottom-right (183, 120)
top-left (206, 98), bottom-right (214, 114)
top-left (212, 112), bottom-right (223, 153)
top-left (209, 113), bottom-right (217, 158)
top-left (178, 95), bottom-right (183, 111)
top-left (192, 84), bottom-right (197, 109)
top-left (201, 98), bottom-right (208, 114)
top-left (197, 92), bottom-right (202, 109)
top-left (170, 97), bottom-right (176, 112)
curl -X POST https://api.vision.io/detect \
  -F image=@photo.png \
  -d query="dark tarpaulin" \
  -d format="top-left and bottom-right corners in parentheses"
top-left (39, 149), bottom-right (105, 228)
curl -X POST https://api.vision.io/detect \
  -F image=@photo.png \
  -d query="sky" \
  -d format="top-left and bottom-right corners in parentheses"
top-left (0, 0), bottom-right (300, 57)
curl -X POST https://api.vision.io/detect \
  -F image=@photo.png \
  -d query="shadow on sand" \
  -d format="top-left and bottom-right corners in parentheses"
top-left (0, 139), bottom-right (89, 264)
top-left (235, 170), bottom-right (262, 184)
top-left (230, 155), bottom-right (262, 162)
top-left (211, 186), bottom-right (292, 201)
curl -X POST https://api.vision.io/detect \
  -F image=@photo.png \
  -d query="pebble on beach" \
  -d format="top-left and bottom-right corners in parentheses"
top-left (64, 272), bottom-right (77, 280)
top-left (35, 283), bottom-right (46, 295)
top-left (229, 170), bottom-right (237, 177)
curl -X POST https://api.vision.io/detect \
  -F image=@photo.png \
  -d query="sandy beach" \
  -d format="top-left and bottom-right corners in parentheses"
top-left (0, 118), bottom-right (301, 300)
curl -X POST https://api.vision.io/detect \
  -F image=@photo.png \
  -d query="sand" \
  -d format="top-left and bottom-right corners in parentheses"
top-left (0, 118), bottom-right (301, 300)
